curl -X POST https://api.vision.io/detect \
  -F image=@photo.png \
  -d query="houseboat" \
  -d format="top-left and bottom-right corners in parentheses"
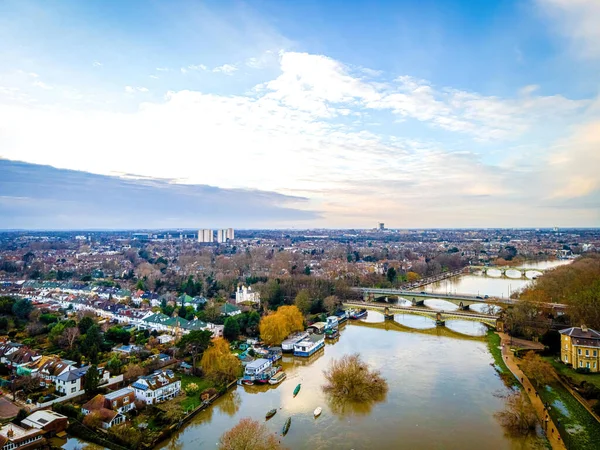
top-left (324, 327), bottom-right (339, 339)
top-left (255, 365), bottom-right (281, 384)
top-left (243, 358), bottom-right (273, 381)
top-left (349, 309), bottom-right (368, 320)
top-left (293, 334), bottom-right (325, 357)
top-left (307, 322), bottom-right (327, 334)
top-left (282, 332), bottom-right (309, 353)
top-left (334, 310), bottom-right (349, 324)
top-left (326, 316), bottom-right (339, 329)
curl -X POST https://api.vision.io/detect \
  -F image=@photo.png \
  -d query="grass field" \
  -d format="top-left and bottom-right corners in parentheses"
top-left (178, 373), bottom-right (214, 411)
top-left (544, 356), bottom-right (600, 390)
top-left (486, 331), bottom-right (519, 388)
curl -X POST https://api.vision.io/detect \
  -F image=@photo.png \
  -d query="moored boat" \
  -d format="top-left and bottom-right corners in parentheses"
top-left (324, 328), bottom-right (339, 339)
top-left (350, 308), bottom-right (367, 320)
top-left (314, 407), bottom-right (322, 417)
top-left (269, 371), bottom-right (287, 385)
top-left (282, 417), bottom-right (291, 435)
top-left (266, 409), bottom-right (277, 420)
top-left (293, 383), bottom-right (301, 397)
top-left (241, 379), bottom-right (254, 386)
top-left (293, 334), bottom-right (325, 357)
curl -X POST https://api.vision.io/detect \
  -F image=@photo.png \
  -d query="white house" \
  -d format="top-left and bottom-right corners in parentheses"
top-left (131, 369), bottom-right (181, 405)
top-left (55, 366), bottom-right (110, 395)
top-left (235, 285), bottom-right (260, 305)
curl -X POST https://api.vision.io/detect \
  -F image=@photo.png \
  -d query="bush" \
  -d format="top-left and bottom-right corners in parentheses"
top-left (322, 353), bottom-right (388, 402)
top-left (576, 367), bottom-right (591, 374)
top-left (184, 382), bottom-right (199, 395)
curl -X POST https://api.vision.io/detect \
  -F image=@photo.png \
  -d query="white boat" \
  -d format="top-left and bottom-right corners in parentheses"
top-left (293, 334), bottom-right (325, 357)
top-left (314, 407), bottom-right (322, 417)
top-left (268, 371), bottom-right (287, 385)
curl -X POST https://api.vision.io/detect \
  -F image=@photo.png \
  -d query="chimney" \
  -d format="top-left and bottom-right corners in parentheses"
top-left (581, 324), bottom-right (588, 333)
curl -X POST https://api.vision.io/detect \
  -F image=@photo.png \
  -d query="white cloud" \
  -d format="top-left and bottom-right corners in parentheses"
top-left (32, 80), bottom-right (53, 90)
top-left (156, 67), bottom-right (170, 72)
top-left (124, 86), bottom-right (148, 93)
top-left (1, 51), bottom-right (597, 226)
top-left (537, 0), bottom-right (600, 59)
top-left (187, 64), bottom-right (207, 71)
top-left (212, 64), bottom-right (238, 74)
top-left (149, 75), bottom-right (159, 79)
top-left (92, 61), bottom-right (103, 67)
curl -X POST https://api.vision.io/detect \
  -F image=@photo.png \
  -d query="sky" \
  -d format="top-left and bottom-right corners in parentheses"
top-left (0, 0), bottom-right (599, 229)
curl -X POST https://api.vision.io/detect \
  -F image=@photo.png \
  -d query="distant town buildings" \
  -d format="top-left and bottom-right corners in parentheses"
top-left (236, 285), bottom-right (260, 305)
top-left (378, 223), bottom-right (385, 230)
top-left (560, 325), bottom-right (600, 372)
top-left (198, 229), bottom-right (213, 243)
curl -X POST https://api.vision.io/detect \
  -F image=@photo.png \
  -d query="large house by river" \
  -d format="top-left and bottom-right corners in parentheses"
top-left (560, 325), bottom-right (600, 372)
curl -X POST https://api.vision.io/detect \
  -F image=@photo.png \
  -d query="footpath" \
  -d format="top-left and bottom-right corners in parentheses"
top-left (498, 332), bottom-right (566, 450)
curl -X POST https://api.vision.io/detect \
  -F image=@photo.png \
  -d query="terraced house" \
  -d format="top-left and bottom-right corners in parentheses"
top-left (132, 369), bottom-right (181, 405)
top-left (560, 325), bottom-right (600, 372)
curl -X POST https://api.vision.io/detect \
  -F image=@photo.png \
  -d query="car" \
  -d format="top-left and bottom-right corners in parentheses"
top-left (484, 295), bottom-right (489, 299)
top-left (476, 296), bottom-right (483, 299)
top-left (420, 291), bottom-right (426, 294)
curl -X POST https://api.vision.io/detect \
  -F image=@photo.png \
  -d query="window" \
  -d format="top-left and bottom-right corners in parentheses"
top-left (564, 355), bottom-right (568, 362)
top-left (113, 401), bottom-right (117, 408)
top-left (586, 350), bottom-right (589, 356)
top-left (594, 351), bottom-right (597, 357)
top-left (595, 363), bottom-right (597, 369)
top-left (587, 362), bottom-right (591, 369)
top-left (578, 349), bottom-right (582, 355)
top-left (580, 361), bottom-right (583, 367)
top-left (71, 387), bottom-right (76, 393)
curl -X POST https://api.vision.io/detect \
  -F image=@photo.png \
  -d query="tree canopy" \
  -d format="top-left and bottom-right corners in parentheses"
top-left (219, 418), bottom-right (283, 450)
top-left (200, 338), bottom-right (241, 386)
top-left (259, 305), bottom-right (304, 346)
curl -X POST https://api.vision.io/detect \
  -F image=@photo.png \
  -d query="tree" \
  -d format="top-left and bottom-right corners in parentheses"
top-left (60, 326), bottom-right (80, 350)
top-left (105, 326), bottom-right (131, 346)
top-left (294, 289), bottom-right (311, 315)
top-left (78, 316), bottom-right (95, 335)
top-left (278, 305), bottom-right (304, 333)
top-left (324, 295), bottom-right (340, 315)
top-left (124, 364), bottom-right (144, 381)
top-left (201, 338), bottom-right (242, 386)
top-left (12, 299), bottom-right (33, 320)
top-left (218, 418), bottom-right (283, 450)
top-left (303, 265), bottom-right (311, 276)
top-left (495, 392), bottom-right (537, 436)
top-left (0, 317), bottom-right (9, 333)
top-left (259, 314), bottom-right (289, 346)
top-left (386, 267), bottom-right (397, 284)
top-left (177, 329), bottom-right (213, 372)
top-left (224, 317), bottom-right (240, 341)
top-left (406, 271), bottom-right (420, 282)
top-left (81, 325), bottom-right (102, 363)
top-left (84, 365), bottom-right (100, 394)
top-left (106, 355), bottom-right (124, 375)
top-left (14, 408), bottom-right (28, 424)
top-left (322, 353), bottom-right (388, 402)
top-left (520, 352), bottom-right (555, 388)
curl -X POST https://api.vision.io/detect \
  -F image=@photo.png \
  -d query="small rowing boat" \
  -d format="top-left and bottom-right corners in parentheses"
top-left (282, 417), bottom-right (291, 435)
top-left (293, 383), bottom-right (301, 397)
top-left (314, 407), bottom-right (322, 417)
top-left (265, 409), bottom-right (277, 420)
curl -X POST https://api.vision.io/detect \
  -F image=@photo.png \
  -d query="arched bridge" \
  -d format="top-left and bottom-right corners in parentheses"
top-left (343, 301), bottom-right (501, 329)
top-left (468, 265), bottom-right (548, 278)
top-left (352, 287), bottom-right (515, 307)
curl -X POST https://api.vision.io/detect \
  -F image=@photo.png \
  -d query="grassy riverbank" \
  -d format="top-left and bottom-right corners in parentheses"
top-left (486, 331), bottom-right (519, 388)
top-left (543, 357), bottom-right (600, 390)
top-left (537, 380), bottom-right (600, 449)
top-left (179, 373), bottom-right (214, 410)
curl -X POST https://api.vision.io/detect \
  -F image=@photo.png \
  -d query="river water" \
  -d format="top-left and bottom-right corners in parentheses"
top-left (158, 317), bottom-right (536, 450)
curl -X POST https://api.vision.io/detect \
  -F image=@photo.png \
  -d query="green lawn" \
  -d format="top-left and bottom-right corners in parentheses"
top-left (177, 373), bottom-right (214, 411)
top-left (537, 380), bottom-right (600, 449)
top-left (544, 357), bottom-right (600, 390)
top-left (486, 331), bottom-right (519, 388)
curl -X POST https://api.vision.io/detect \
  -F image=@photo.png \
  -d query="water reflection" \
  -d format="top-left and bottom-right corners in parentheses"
top-left (487, 268), bottom-right (503, 277)
top-left (216, 391), bottom-right (241, 416)
top-left (516, 260), bottom-right (572, 270)
top-left (424, 299), bottom-right (459, 311)
top-left (504, 269), bottom-right (522, 279)
top-left (394, 313), bottom-right (436, 329)
top-left (469, 304), bottom-right (502, 315)
top-left (445, 320), bottom-right (488, 336)
top-left (524, 270), bottom-right (543, 279)
top-left (158, 324), bottom-right (533, 450)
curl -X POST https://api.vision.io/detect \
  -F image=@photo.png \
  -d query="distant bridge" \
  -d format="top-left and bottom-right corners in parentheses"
top-left (343, 301), bottom-right (500, 328)
top-left (350, 287), bottom-right (568, 312)
top-left (468, 265), bottom-right (548, 278)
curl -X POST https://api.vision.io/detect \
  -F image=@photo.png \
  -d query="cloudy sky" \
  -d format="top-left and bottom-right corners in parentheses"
top-left (1, 0), bottom-right (599, 229)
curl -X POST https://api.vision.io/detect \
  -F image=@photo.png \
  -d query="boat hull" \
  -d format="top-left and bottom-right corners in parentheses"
top-left (293, 340), bottom-right (324, 357)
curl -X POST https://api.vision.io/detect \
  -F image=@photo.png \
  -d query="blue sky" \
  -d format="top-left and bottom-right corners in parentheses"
top-left (0, 0), bottom-right (599, 228)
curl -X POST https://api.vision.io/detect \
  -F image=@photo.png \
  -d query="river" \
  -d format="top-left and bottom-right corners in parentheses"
top-left (157, 316), bottom-right (538, 450)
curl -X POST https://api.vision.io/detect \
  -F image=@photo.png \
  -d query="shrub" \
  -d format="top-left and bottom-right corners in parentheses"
top-left (322, 353), bottom-right (388, 402)
top-left (184, 382), bottom-right (199, 395)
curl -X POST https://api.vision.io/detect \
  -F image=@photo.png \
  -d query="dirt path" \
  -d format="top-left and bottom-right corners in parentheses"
top-left (498, 332), bottom-right (566, 450)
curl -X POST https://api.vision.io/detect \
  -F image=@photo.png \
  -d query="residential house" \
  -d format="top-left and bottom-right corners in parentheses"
top-left (55, 366), bottom-right (110, 395)
top-left (156, 334), bottom-right (174, 345)
top-left (112, 345), bottom-right (141, 355)
top-left (5, 347), bottom-right (41, 371)
top-left (20, 356), bottom-right (74, 386)
top-left (220, 303), bottom-right (241, 317)
top-left (82, 387), bottom-right (135, 429)
top-left (560, 325), bottom-right (600, 372)
top-left (0, 423), bottom-right (45, 450)
top-left (21, 410), bottom-right (68, 436)
top-left (131, 369), bottom-right (181, 405)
